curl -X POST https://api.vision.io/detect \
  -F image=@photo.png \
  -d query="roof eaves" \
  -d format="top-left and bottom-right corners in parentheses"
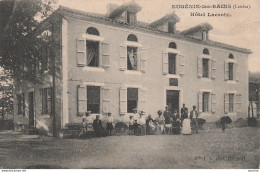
top-left (55, 6), bottom-right (252, 55)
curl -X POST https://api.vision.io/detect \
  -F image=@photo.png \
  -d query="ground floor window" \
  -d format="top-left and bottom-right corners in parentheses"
top-left (42, 88), bottom-right (52, 115)
top-left (17, 93), bottom-right (25, 116)
top-left (202, 92), bottom-right (210, 112)
top-left (229, 93), bottom-right (234, 112)
top-left (87, 86), bottom-right (100, 114)
top-left (127, 88), bottom-right (138, 113)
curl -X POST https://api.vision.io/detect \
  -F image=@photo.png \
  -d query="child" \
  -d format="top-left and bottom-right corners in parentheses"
top-left (79, 118), bottom-right (88, 138)
top-left (106, 112), bottom-right (114, 136)
top-left (129, 115), bottom-right (134, 135)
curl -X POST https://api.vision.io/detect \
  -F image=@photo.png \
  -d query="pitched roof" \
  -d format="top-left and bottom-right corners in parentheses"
top-left (108, 1), bottom-right (142, 19)
top-left (37, 6), bottom-right (252, 55)
top-left (181, 23), bottom-right (213, 35)
top-left (149, 12), bottom-right (180, 27)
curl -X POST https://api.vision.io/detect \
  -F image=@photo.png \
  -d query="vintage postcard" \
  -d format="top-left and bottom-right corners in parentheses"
top-left (0, 0), bottom-right (259, 170)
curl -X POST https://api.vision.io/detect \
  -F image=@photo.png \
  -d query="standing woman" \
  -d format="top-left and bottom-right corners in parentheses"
top-left (106, 112), bottom-right (113, 136)
top-left (181, 107), bottom-right (191, 135)
top-left (155, 110), bottom-right (165, 134)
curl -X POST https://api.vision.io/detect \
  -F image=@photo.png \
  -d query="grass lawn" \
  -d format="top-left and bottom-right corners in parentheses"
top-left (0, 127), bottom-right (259, 169)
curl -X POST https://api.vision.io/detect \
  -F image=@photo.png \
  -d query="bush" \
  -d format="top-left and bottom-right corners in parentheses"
top-left (198, 118), bottom-right (206, 130)
top-left (234, 118), bottom-right (248, 128)
top-left (0, 119), bottom-right (14, 130)
top-left (248, 117), bottom-right (258, 127)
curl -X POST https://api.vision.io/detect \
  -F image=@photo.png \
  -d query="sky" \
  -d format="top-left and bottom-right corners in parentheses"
top-left (58, 0), bottom-right (260, 72)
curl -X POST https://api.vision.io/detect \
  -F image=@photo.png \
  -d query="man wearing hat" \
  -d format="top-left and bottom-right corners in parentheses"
top-left (190, 105), bottom-right (199, 134)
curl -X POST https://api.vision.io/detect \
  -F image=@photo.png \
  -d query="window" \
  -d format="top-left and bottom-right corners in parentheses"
top-left (126, 11), bottom-right (136, 25)
top-left (42, 88), bottom-right (52, 115)
top-left (168, 53), bottom-right (176, 74)
top-left (127, 34), bottom-right (138, 71)
top-left (86, 27), bottom-right (99, 36)
top-left (40, 45), bottom-right (49, 71)
top-left (86, 41), bottom-right (99, 67)
top-left (127, 34), bottom-right (138, 42)
top-left (202, 58), bottom-right (209, 78)
top-left (169, 78), bottom-right (178, 86)
top-left (203, 48), bottom-right (209, 55)
top-left (228, 62), bottom-right (234, 80)
top-left (17, 94), bottom-right (25, 116)
top-left (127, 88), bottom-right (138, 113)
top-left (168, 22), bottom-right (175, 34)
top-left (202, 31), bottom-right (207, 41)
top-left (229, 53), bottom-right (234, 59)
top-left (87, 86), bottom-right (100, 114)
top-left (202, 92), bottom-right (210, 112)
top-left (229, 93), bottom-right (234, 112)
top-left (169, 42), bottom-right (177, 49)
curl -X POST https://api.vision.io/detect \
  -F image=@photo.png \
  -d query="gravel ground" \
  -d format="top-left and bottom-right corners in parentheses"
top-left (0, 127), bottom-right (259, 169)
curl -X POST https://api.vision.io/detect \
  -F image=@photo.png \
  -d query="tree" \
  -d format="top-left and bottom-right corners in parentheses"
top-left (0, 0), bottom-right (56, 83)
top-left (0, 69), bottom-right (13, 120)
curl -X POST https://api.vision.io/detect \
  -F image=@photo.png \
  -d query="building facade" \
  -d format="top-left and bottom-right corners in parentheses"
top-left (13, 2), bottom-right (251, 136)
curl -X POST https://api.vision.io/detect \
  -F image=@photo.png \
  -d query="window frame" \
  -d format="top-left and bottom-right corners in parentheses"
top-left (202, 58), bottom-right (210, 78)
top-left (228, 93), bottom-right (234, 113)
top-left (87, 85), bottom-right (101, 114)
top-left (127, 87), bottom-right (139, 113)
top-left (41, 87), bottom-right (53, 115)
top-left (124, 40), bottom-right (142, 74)
top-left (202, 92), bottom-right (210, 113)
top-left (81, 33), bottom-right (105, 70)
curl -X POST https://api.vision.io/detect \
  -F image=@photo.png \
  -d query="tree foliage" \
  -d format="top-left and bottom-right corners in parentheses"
top-left (0, 0), bottom-right (56, 83)
top-left (0, 69), bottom-right (13, 119)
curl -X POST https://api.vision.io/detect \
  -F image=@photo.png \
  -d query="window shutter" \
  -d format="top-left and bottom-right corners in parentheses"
top-left (236, 93), bottom-right (242, 112)
top-left (224, 93), bottom-right (229, 114)
top-left (102, 87), bottom-right (110, 114)
top-left (77, 85), bottom-right (87, 116)
top-left (178, 54), bottom-right (185, 76)
top-left (162, 51), bottom-right (168, 75)
top-left (139, 88), bottom-right (147, 112)
top-left (101, 42), bottom-right (110, 68)
top-left (119, 44), bottom-right (127, 71)
top-left (198, 92), bottom-right (203, 113)
top-left (119, 87), bottom-right (127, 114)
top-left (140, 47), bottom-right (146, 73)
top-left (235, 63), bottom-right (239, 82)
top-left (211, 59), bottom-right (216, 80)
top-left (197, 57), bottom-right (202, 78)
top-left (76, 39), bottom-right (86, 67)
top-left (224, 61), bottom-right (229, 81)
top-left (211, 92), bottom-right (216, 113)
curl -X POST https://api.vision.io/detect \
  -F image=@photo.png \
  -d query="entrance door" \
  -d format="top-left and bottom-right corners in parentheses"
top-left (166, 90), bottom-right (179, 113)
top-left (28, 91), bottom-right (35, 128)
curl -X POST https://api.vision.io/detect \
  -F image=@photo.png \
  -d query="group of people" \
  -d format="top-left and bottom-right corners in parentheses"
top-left (79, 103), bottom-right (200, 138)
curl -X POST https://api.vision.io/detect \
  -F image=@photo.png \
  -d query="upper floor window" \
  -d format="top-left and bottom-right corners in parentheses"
top-left (127, 34), bottom-right (138, 71)
top-left (126, 11), bottom-right (136, 25)
top-left (202, 30), bottom-right (207, 41)
top-left (228, 62), bottom-right (234, 80)
top-left (202, 58), bottom-right (209, 78)
top-left (168, 22), bottom-right (175, 34)
top-left (203, 48), bottom-right (209, 55)
top-left (86, 27), bottom-right (100, 67)
top-left (169, 42), bottom-right (177, 49)
top-left (86, 27), bottom-right (100, 36)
